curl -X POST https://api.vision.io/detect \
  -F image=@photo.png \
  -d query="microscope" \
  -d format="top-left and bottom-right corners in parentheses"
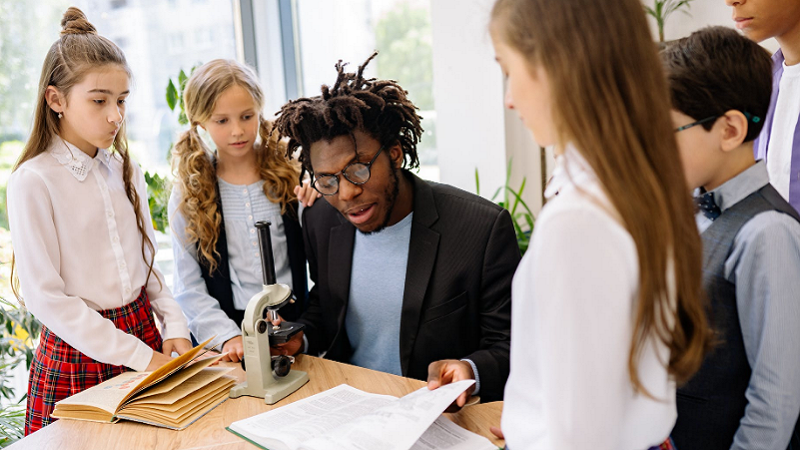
top-left (229, 221), bottom-right (309, 404)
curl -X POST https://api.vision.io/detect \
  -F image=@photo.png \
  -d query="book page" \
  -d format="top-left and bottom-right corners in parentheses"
top-left (124, 367), bottom-right (233, 407)
top-left (131, 354), bottom-right (224, 401)
top-left (53, 371), bottom-right (151, 417)
top-left (228, 384), bottom-right (397, 450)
top-left (300, 380), bottom-right (476, 450)
top-left (410, 416), bottom-right (498, 450)
top-left (118, 336), bottom-right (217, 406)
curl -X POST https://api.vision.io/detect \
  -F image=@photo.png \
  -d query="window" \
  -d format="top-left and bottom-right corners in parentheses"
top-left (294, 0), bottom-right (439, 180)
top-left (0, 0), bottom-right (239, 295)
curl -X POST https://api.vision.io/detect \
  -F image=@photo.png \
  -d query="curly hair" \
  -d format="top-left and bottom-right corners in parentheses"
top-left (171, 60), bottom-right (299, 273)
top-left (273, 52), bottom-right (423, 180)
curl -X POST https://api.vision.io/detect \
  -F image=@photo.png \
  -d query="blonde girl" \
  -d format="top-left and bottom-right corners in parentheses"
top-left (7, 8), bottom-right (192, 435)
top-left (489, 0), bottom-right (711, 448)
top-left (169, 60), bottom-right (307, 363)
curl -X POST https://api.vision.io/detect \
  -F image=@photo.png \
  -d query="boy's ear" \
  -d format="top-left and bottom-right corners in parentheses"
top-left (45, 86), bottom-right (65, 114)
top-left (718, 110), bottom-right (748, 153)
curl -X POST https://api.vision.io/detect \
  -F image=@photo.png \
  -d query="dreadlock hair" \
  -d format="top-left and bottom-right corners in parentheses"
top-left (274, 52), bottom-right (423, 180)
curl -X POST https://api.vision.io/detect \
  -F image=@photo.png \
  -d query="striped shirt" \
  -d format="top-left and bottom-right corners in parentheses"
top-left (169, 178), bottom-right (292, 348)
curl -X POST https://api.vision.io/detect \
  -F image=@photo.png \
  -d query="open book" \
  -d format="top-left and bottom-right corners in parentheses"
top-left (227, 380), bottom-right (499, 450)
top-left (51, 337), bottom-right (236, 430)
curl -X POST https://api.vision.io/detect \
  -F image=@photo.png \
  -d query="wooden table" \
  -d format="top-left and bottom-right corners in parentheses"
top-left (10, 355), bottom-right (504, 449)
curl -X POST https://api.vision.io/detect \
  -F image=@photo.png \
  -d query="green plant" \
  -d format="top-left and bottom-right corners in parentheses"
top-left (644, 0), bottom-right (695, 43)
top-left (145, 67), bottom-right (198, 233)
top-left (165, 68), bottom-right (193, 127)
top-left (475, 160), bottom-right (535, 255)
top-left (0, 296), bottom-right (42, 447)
top-left (144, 171), bottom-right (171, 233)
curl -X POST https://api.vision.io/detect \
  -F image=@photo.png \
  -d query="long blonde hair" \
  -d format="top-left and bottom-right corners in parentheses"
top-left (491, 0), bottom-right (710, 391)
top-left (11, 7), bottom-right (158, 302)
top-left (171, 59), bottom-right (299, 273)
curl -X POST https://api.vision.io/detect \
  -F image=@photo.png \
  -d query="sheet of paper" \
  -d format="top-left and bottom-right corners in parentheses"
top-left (410, 416), bottom-right (497, 450)
top-left (300, 380), bottom-right (476, 450)
top-left (228, 384), bottom-right (397, 450)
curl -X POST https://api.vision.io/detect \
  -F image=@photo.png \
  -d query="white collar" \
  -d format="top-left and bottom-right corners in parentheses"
top-left (544, 145), bottom-right (595, 200)
top-left (49, 139), bottom-right (113, 181)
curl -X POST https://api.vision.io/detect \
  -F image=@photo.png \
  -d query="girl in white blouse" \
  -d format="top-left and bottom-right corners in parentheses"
top-left (168, 60), bottom-right (309, 362)
top-left (488, 0), bottom-right (712, 449)
top-left (7, 8), bottom-right (191, 435)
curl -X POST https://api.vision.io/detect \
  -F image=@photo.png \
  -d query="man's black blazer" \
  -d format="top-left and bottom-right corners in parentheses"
top-left (299, 171), bottom-right (520, 402)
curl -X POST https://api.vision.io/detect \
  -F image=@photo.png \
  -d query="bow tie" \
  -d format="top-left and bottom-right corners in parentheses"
top-left (694, 191), bottom-right (721, 221)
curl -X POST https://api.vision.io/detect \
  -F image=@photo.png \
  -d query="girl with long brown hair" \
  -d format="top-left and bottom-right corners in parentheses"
top-left (7, 7), bottom-right (192, 435)
top-left (489, 0), bottom-right (710, 448)
top-left (168, 60), bottom-right (307, 362)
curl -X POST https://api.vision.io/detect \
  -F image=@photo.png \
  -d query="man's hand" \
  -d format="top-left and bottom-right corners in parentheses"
top-left (295, 180), bottom-right (321, 207)
top-left (271, 331), bottom-right (304, 356)
top-left (221, 335), bottom-right (245, 362)
top-left (162, 338), bottom-right (193, 357)
top-left (427, 359), bottom-right (476, 412)
top-left (268, 314), bottom-right (304, 356)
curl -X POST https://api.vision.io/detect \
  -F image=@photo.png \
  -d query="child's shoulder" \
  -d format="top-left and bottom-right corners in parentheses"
top-left (10, 150), bottom-right (63, 183)
top-left (733, 209), bottom-right (800, 266)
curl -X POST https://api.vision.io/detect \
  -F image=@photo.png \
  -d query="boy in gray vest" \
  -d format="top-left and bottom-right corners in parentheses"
top-left (663, 27), bottom-right (800, 450)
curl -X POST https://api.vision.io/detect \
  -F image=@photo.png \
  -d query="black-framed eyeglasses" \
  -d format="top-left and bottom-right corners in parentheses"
top-left (312, 146), bottom-right (385, 196)
top-left (674, 115), bottom-right (718, 132)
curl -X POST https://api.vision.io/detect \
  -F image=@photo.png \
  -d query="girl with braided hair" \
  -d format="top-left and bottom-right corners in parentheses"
top-left (168, 59), bottom-right (309, 363)
top-left (7, 7), bottom-right (192, 434)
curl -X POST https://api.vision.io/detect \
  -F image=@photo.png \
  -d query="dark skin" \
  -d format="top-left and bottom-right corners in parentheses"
top-left (271, 129), bottom-right (413, 356)
top-left (273, 130), bottom-right (476, 410)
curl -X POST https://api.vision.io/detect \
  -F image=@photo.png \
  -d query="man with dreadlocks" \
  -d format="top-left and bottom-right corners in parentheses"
top-left (272, 53), bottom-right (518, 405)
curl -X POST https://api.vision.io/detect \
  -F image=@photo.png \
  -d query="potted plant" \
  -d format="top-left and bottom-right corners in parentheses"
top-left (645, 0), bottom-right (695, 43)
top-left (475, 160), bottom-right (535, 256)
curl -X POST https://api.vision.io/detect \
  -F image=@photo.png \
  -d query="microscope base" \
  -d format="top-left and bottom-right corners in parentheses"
top-left (229, 370), bottom-right (309, 405)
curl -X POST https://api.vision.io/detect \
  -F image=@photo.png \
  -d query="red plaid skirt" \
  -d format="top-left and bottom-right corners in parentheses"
top-left (25, 287), bottom-right (163, 435)
top-left (650, 437), bottom-right (677, 450)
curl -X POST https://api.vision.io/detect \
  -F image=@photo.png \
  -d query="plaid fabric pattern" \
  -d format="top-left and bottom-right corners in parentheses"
top-left (25, 287), bottom-right (163, 435)
top-left (650, 437), bottom-right (677, 450)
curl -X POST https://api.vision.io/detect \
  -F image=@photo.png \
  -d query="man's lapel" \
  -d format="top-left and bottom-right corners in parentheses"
top-left (328, 218), bottom-right (356, 330)
top-left (399, 174), bottom-right (440, 376)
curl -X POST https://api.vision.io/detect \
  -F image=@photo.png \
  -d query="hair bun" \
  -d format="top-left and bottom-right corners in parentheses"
top-left (60, 7), bottom-right (97, 36)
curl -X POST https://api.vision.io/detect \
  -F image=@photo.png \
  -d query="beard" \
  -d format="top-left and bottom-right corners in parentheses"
top-left (361, 168), bottom-right (401, 235)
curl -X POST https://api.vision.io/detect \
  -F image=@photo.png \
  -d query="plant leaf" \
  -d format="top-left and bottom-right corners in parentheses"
top-left (166, 79), bottom-right (178, 111)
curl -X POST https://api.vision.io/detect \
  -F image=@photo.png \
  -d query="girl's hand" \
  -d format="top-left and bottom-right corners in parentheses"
top-left (490, 426), bottom-right (505, 440)
top-left (221, 336), bottom-right (245, 362)
top-left (145, 350), bottom-right (173, 372)
top-left (295, 180), bottom-right (321, 207)
top-left (162, 338), bottom-right (193, 357)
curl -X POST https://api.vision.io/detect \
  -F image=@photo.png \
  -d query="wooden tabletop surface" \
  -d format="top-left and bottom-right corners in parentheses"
top-left (10, 355), bottom-right (505, 450)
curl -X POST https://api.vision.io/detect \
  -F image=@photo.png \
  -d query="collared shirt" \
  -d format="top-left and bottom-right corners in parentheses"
top-left (7, 139), bottom-right (190, 372)
top-left (695, 160), bottom-right (800, 450)
top-left (168, 178), bottom-right (292, 348)
top-left (502, 147), bottom-right (676, 450)
top-left (756, 49), bottom-right (800, 212)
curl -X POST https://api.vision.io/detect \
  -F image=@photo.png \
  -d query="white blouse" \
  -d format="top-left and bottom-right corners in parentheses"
top-left (501, 148), bottom-right (676, 450)
top-left (7, 139), bottom-right (190, 372)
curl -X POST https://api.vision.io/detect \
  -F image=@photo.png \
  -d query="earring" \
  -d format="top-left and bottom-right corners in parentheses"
top-left (57, 112), bottom-right (63, 119)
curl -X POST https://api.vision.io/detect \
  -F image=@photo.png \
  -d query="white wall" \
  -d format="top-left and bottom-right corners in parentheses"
top-left (431, 1), bottom-right (782, 216)
top-left (431, 0), bottom-right (545, 212)
top-left (646, 0), bottom-right (779, 51)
